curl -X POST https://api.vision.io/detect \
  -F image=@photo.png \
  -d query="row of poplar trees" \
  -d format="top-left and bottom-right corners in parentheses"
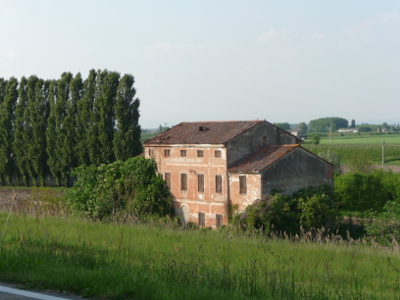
top-left (0, 69), bottom-right (142, 187)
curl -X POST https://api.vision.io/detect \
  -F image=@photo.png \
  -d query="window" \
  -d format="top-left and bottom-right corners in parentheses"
top-left (180, 150), bottom-right (187, 157)
top-left (263, 136), bottom-right (267, 145)
top-left (164, 173), bottom-right (171, 188)
top-left (197, 150), bottom-right (204, 157)
top-left (148, 149), bottom-right (154, 157)
top-left (239, 175), bottom-right (247, 194)
top-left (198, 174), bottom-right (204, 192)
top-left (216, 214), bottom-right (223, 227)
top-left (215, 175), bottom-right (222, 193)
top-left (198, 212), bottom-right (205, 227)
top-left (215, 150), bottom-right (221, 158)
top-left (181, 173), bottom-right (187, 191)
top-left (164, 149), bottom-right (170, 157)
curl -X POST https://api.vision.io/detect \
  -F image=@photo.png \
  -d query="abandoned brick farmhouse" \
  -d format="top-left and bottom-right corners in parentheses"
top-left (143, 120), bottom-right (334, 228)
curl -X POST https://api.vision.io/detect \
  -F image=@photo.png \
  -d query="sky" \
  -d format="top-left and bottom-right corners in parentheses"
top-left (0, 0), bottom-right (399, 129)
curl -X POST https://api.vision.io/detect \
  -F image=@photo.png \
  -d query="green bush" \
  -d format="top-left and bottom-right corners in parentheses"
top-left (365, 201), bottom-right (400, 246)
top-left (234, 185), bottom-right (338, 234)
top-left (335, 172), bottom-right (388, 211)
top-left (66, 156), bottom-right (171, 220)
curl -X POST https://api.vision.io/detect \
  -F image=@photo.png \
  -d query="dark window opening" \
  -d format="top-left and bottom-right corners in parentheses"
top-left (216, 214), bottom-right (223, 227)
top-left (239, 175), bottom-right (247, 194)
top-left (199, 212), bottom-right (205, 227)
top-left (164, 149), bottom-right (170, 157)
top-left (216, 175), bottom-right (222, 193)
top-left (148, 149), bottom-right (154, 157)
top-left (165, 173), bottom-right (171, 188)
top-left (197, 150), bottom-right (204, 157)
top-left (198, 174), bottom-right (204, 192)
top-left (263, 136), bottom-right (267, 145)
top-left (181, 173), bottom-right (187, 191)
top-left (199, 126), bottom-right (204, 131)
top-left (215, 150), bottom-right (221, 158)
top-left (180, 150), bottom-right (187, 157)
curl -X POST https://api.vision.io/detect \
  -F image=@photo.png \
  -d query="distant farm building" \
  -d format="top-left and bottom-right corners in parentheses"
top-left (143, 120), bottom-right (334, 228)
top-left (338, 128), bottom-right (359, 133)
top-left (291, 130), bottom-right (307, 139)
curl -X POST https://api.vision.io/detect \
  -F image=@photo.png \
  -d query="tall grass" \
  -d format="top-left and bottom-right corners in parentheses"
top-left (1, 212), bottom-right (400, 299)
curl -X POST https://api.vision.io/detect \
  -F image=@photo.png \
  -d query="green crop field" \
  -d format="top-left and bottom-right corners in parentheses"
top-left (2, 213), bottom-right (400, 299)
top-left (319, 133), bottom-right (400, 144)
top-left (302, 133), bottom-right (400, 166)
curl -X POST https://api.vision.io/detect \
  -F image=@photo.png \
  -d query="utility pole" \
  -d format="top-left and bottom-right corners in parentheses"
top-left (382, 140), bottom-right (385, 169)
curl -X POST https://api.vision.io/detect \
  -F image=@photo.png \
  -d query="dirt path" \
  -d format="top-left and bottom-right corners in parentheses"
top-left (341, 165), bottom-right (400, 174)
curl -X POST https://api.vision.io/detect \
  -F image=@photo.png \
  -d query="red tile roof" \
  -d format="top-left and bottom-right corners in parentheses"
top-left (143, 120), bottom-right (264, 145)
top-left (228, 145), bottom-right (300, 173)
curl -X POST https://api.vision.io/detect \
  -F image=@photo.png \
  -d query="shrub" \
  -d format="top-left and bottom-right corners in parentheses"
top-left (318, 150), bottom-right (341, 174)
top-left (365, 201), bottom-right (400, 246)
top-left (347, 152), bottom-right (373, 174)
top-left (66, 157), bottom-right (171, 220)
top-left (312, 134), bottom-right (321, 145)
top-left (335, 172), bottom-right (386, 211)
top-left (234, 185), bottom-right (338, 234)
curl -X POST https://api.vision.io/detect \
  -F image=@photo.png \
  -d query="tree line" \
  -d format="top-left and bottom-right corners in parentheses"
top-left (0, 70), bottom-right (142, 187)
top-left (308, 117), bottom-right (348, 133)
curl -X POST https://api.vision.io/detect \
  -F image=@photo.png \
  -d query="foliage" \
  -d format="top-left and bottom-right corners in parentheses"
top-left (358, 125), bottom-right (372, 132)
top-left (273, 122), bottom-right (291, 130)
top-left (318, 150), bottom-right (341, 174)
top-left (13, 77), bottom-right (33, 186)
top-left (234, 185), bottom-right (338, 234)
top-left (0, 70), bottom-right (142, 187)
top-left (297, 122), bottom-right (308, 133)
top-left (114, 74), bottom-right (143, 161)
top-left (312, 134), bottom-right (321, 145)
top-left (335, 172), bottom-right (388, 211)
top-left (347, 151), bottom-right (373, 174)
top-left (0, 77), bottom-right (18, 185)
top-left (66, 156), bottom-right (171, 220)
top-left (365, 201), bottom-right (400, 246)
top-left (308, 117), bottom-right (348, 133)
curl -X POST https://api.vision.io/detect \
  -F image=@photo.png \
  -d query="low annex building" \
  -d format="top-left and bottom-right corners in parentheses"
top-left (143, 120), bottom-right (334, 228)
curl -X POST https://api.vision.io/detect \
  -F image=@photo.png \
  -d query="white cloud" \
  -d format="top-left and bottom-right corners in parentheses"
top-left (155, 42), bottom-right (173, 52)
top-left (259, 29), bottom-right (323, 43)
top-left (305, 34), bottom-right (324, 41)
top-left (344, 13), bottom-right (399, 39)
top-left (259, 29), bottom-right (291, 43)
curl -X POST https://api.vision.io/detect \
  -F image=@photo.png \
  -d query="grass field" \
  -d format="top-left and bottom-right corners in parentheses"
top-left (319, 133), bottom-right (400, 144)
top-left (302, 133), bottom-right (400, 166)
top-left (1, 213), bottom-right (400, 299)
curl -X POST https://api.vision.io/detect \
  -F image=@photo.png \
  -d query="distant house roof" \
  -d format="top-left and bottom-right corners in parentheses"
top-left (143, 120), bottom-right (265, 145)
top-left (228, 145), bottom-right (300, 173)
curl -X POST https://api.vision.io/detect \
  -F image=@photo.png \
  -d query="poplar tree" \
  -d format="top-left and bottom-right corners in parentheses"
top-left (46, 80), bottom-right (61, 185)
top-left (114, 74), bottom-right (142, 161)
top-left (13, 77), bottom-right (32, 186)
top-left (60, 73), bottom-right (82, 186)
top-left (0, 77), bottom-right (18, 185)
top-left (26, 77), bottom-right (49, 186)
top-left (55, 72), bottom-right (72, 185)
top-left (0, 78), bottom-right (7, 183)
top-left (76, 70), bottom-right (96, 166)
top-left (90, 70), bottom-right (119, 165)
